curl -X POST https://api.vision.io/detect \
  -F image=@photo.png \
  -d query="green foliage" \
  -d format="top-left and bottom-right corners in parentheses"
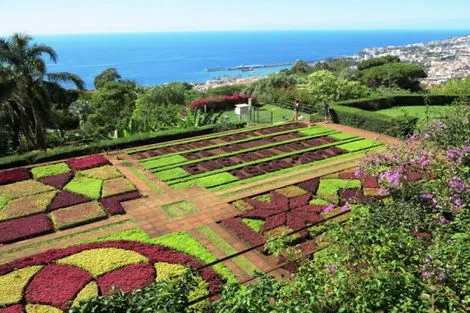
top-left (300, 70), bottom-right (369, 103)
top-left (64, 175), bottom-right (103, 200)
top-left (141, 155), bottom-right (188, 170)
top-left (93, 68), bottom-right (122, 90)
top-left (357, 55), bottom-right (401, 71)
top-left (69, 269), bottom-right (202, 313)
top-left (178, 108), bottom-right (223, 128)
top-left (132, 84), bottom-right (188, 130)
top-left (430, 77), bottom-right (470, 95)
top-left (326, 104), bottom-right (419, 138)
top-left (85, 81), bottom-right (138, 137)
top-left (155, 167), bottom-right (190, 181)
top-left (205, 84), bottom-right (245, 97)
top-left (336, 139), bottom-right (381, 152)
top-left (0, 33), bottom-right (84, 149)
top-left (360, 62), bottom-right (427, 91)
top-left (31, 162), bottom-right (71, 179)
top-left (172, 172), bottom-right (239, 190)
top-left (242, 73), bottom-right (305, 98)
top-left (241, 218), bottom-right (265, 232)
top-left (316, 178), bottom-right (362, 196)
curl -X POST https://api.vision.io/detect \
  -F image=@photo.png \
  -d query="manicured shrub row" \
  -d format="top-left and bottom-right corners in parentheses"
top-left (189, 94), bottom-right (252, 111)
top-left (327, 105), bottom-right (418, 138)
top-left (335, 94), bottom-right (464, 111)
top-left (67, 155), bottom-right (110, 172)
top-left (80, 165), bottom-right (123, 180)
top-left (176, 136), bottom-right (339, 177)
top-left (0, 241), bottom-right (224, 311)
top-left (135, 122), bottom-right (304, 160)
top-left (31, 163), bottom-right (71, 179)
top-left (101, 178), bottom-right (137, 198)
top-left (0, 180), bottom-right (55, 200)
top-left (220, 218), bottom-right (266, 246)
top-left (0, 123), bottom-right (246, 169)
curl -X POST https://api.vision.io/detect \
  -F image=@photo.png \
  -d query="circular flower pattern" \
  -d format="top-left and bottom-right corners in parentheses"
top-left (0, 241), bottom-right (223, 312)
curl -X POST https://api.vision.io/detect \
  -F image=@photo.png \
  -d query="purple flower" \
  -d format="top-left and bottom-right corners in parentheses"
top-left (435, 215), bottom-right (450, 225)
top-left (421, 194), bottom-right (434, 200)
top-left (326, 263), bottom-right (337, 275)
top-left (323, 204), bottom-right (335, 214)
top-left (421, 271), bottom-right (433, 279)
top-left (378, 189), bottom-right (389, 196)
top-left (340, 203), bottom-right (350, 212)
top-left (454, 197), bottom-right (463, 209)
top-left (449, 176), bottom-right (466, 193)
top-left (436, 273), bottom-right (446, 282)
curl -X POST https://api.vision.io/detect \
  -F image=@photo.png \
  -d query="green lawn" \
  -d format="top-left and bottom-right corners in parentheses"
top-left (222, 104), bottom-right (310, 124)
top-left (376, 105), bottom-right (449, 120)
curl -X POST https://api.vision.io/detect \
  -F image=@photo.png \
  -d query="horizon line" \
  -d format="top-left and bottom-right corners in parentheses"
top-left (1, 28), bottom-right (470, 37)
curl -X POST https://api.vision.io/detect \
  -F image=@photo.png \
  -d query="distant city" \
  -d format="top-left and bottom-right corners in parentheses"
top-left (194, 35), bottom-right (470, 90)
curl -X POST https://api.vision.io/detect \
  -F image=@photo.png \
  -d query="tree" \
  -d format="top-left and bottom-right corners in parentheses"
top-left (357, 55), bottom-right (401, 71)
top-left (360, 62), bottom-right (427, 91)
top-left (0, 33), bottom-right (84, 149)
top-left (301, 70), bottom-right (369, 103)
top-left (132, 84), bottom-right (188, 130)
top-left (85, 81), bottom-right (137, 137)
top-left (93, 68), bottom-right (121, 89)
top-left (283, 60), bottom-right (314, 75)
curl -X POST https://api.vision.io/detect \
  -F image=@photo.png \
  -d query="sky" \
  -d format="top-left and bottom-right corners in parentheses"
top-left (1, 0), bottom-right (470, 35)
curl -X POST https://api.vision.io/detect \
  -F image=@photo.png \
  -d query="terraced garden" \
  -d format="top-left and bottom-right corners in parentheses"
top-left (0, 122), bottom-right (391, 312)
top-left (131, 122), bottom-right (382, 190)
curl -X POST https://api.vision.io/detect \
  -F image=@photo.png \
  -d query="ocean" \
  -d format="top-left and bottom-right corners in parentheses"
top-left (34, 30), bottom-right (469, 89)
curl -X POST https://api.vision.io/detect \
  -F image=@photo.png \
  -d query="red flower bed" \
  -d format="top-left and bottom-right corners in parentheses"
top-left (363, 175), bottom-right (379, 188)
top-left (0, 168), bottom-right (30, 185)
top-left (98, 263), bottom-right (155, 295)
top-left (39, 172), bottom-right (73, 189)
top-left (67, 154), bottom-right (111, 171)
top-left (48, 191), bottom-right (91, 211)
top-left (100, 191), bottom-right (141, 215)
top-left (189, 94), bottom-right (252, 111)
top-left (221, 218), bottom-right (266, 246)
top-left (0, 305), bottom-right (24, 313)
top-left (0, 214), bottom-right (53, 244)
top-left (25, 264), bottom-right (93, 310)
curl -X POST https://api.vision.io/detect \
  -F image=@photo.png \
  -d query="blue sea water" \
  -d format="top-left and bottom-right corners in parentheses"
top-left (35, 30), bottom-right (469, 89)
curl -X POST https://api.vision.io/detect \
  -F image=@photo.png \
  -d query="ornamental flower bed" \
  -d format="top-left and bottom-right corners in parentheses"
top-left (0, 157), bottom-right (141, 245)
top-left (189, 94), bottom-right (252, 111)
top-left (0, 241), bottom-right (223, 312)
top-left (223, 171), bottom-right (384, 248)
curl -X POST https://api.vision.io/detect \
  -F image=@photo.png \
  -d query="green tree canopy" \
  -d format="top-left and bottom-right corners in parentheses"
top-left (0, 33), bottom-right (84, 149)
top-left (93, 67), bottom-right (122, 89)
top-left (430, 77), bottom-right (470, 95)
top-left (85, 81), bottom-right (138, 136)
top-left (300, 70), bottom-right (369, 103)
top-left (360, 62), bottom-right (427, 91)
top-left (132, 84), bottom-right (189, 130)
top-left (357, 55), bottom-right (401, 71)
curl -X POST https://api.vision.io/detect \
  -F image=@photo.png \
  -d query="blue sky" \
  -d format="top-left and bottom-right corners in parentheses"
top-left (1, 0), bottom-right (469, 35)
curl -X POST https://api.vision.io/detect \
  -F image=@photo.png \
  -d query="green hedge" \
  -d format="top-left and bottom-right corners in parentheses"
top-left (324, 105), bottom-right (418, 138)
top-left (335, 94), bottom-right (465, 111)
top-left (0, 122), bottom-right (246, 169)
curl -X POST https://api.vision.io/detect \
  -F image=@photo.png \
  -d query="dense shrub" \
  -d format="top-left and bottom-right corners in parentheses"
top-left (317, 104), bottom-right (418, 138)
top-left (336, 94), bottom-right (465, 111)
top-left (189, 94), bottom-right (252, 111)
top-left (0, 122), bottom-right (245, 169)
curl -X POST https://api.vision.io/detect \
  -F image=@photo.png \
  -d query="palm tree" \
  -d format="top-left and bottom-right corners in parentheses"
top-left (0, 33), bottom-right (85, 149)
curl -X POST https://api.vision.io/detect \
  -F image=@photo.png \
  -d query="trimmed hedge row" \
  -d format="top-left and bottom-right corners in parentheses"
top-left (335, 94), bottom-right (465, 111)
top-left (0, 122), bottom-right (246, 170)
top-left (326, 105), bottom-right (418, 138)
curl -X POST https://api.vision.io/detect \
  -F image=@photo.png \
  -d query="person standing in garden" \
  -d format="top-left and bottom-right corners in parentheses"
top-left (292, 100), bottom-right (300, 121)
top-left (323, 101), bottom-right (330, 123)
top-left (323, 101), bottom-right (330, 124)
